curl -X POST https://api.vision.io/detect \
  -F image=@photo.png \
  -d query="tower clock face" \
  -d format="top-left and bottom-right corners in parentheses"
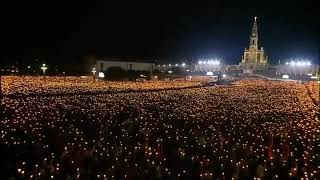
top-left (253, 33), bottom-right (256, 36)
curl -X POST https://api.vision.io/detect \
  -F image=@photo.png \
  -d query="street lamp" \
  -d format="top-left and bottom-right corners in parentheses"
top-left (41, 64), bottom-right (48, 79)
top-left (92, 67), bottom-right (96, 80)
top-left (92, 67), bottom-right (96, 75)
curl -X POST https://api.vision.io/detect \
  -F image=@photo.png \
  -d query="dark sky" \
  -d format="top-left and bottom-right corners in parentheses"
top-left (1, 0), bottom-right (319, 66)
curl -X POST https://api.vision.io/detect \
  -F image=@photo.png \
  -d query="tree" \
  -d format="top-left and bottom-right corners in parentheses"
top-left (105, 66), bottom-right (128, 80)
top-left (82, 55), bottom-right (97, 74)
top-left (171, 66), bottom-right (182, 74)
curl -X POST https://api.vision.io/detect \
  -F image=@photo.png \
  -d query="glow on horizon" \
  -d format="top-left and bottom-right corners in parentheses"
top-left (286, 60), bottom-right (311, 67)
top-left (198, 59), bottom-right (220, 65)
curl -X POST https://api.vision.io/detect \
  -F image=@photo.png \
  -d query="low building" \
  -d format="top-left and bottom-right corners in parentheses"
top-left (276, 64), bottom-right (319, 76)
top-left (156, 62), bottom-right (225, 74)
top-left (156, 63), bottom-right (191, 73)
top-left (96, 58), bottom-right (155, 73)
top-left (193, 62), bottom-right (223, 72)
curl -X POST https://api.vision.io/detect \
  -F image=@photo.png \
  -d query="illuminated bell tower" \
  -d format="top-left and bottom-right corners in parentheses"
top-left (241, 17), bottom-right (268, 66)
top-left (249, 17), bottom-right (258, 50)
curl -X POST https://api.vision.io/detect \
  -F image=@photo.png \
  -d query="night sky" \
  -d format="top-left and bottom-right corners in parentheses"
top-left (0, 0), bottom-right (319, 67)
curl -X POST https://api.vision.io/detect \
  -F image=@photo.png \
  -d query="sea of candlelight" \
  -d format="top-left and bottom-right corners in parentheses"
top-left (1, 77), bottom-right (319, 179)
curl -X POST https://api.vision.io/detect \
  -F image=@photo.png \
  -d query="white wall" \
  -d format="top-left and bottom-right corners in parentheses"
top-left (96, 60), bottom-right (155, 72)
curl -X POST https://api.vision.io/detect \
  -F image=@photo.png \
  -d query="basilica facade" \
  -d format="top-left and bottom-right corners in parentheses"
top-left (239, 17), bottom-right (268, 73)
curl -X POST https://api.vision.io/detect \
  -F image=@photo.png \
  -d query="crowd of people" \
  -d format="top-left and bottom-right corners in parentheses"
top-left (1, 76), bottom-right (204, 96)
top-left (1, 77), bottom-right (319, 179)
top-left (305, 81), bottom-right (320, 106)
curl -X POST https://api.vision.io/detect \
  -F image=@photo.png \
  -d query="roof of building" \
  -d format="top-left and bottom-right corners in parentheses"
top-left (96, 57), bottom-right (156, 63)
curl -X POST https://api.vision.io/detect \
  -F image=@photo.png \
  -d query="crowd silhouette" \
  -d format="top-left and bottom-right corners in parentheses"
top-left (1, 76), bottom-right (203, 96)
top-left (1, 77), bottom-right (319, 179)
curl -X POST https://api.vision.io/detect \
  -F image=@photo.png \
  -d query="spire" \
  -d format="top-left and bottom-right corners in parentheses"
top-left (252, 17), bottom-right (258, 35)
top-left (249, 17), bottom-right (258, 50)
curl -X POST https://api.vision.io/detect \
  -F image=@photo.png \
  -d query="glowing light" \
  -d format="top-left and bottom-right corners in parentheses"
top-left (198, 59), bottom-right (220, 65)
top-left (98, 72), bottom-right (105, 78)
top-left (290, 61), bottom-right (296, 66)
top-left (287, 60), bottom-right (312, 66)
top-left (41, 64), bottom-right (48, 76)
top-left (181, 62), bottom-right (186, 67)
top-left (282, 74), bottom-right (289, 79)
top-left (206, 72), bottom-right (213, 76)
top-left (92, 67), bottom-right (96, 75)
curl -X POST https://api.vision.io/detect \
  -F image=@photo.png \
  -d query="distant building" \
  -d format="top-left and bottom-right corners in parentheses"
top-left (96, 58), bottom-right (155, 73)
top-left (156, 62), bottom-right (225, 74)
top-left (239, 17), bottom-right (268, 74)
top-left (156, 63), bottom-right (191, 73)
top-left (276, 64), bottom-right (319, 76)
top-left (194, 62), bottom-right (223, 72)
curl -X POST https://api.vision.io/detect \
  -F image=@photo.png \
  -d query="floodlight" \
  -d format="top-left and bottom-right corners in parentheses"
top-left (282, 74), bottom-right (289, 79)
top-left (206, 72), bottom-right (213, 76)
top-left (98, 72), bottom-right (105, 78)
